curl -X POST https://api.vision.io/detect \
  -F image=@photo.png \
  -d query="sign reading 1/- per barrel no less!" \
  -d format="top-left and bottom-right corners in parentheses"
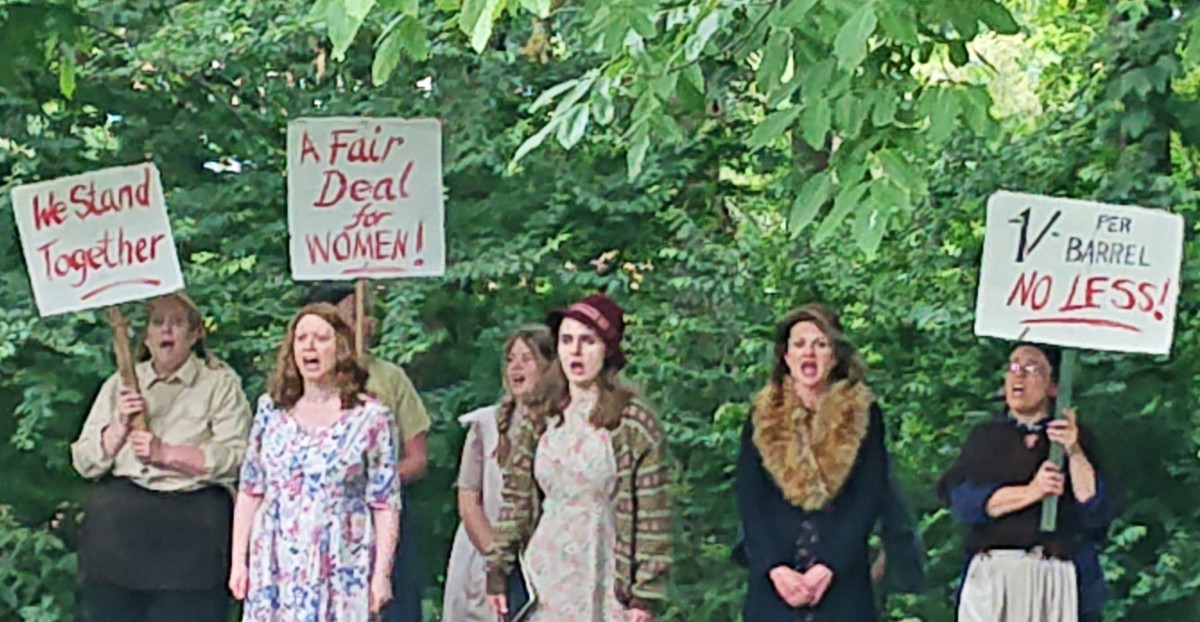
top-left (286, 117), bottom-right (446, 280)
top-left (974, 191), bottom-right (1185, 356)
top-left (9, 163), bottom-right (185, 316)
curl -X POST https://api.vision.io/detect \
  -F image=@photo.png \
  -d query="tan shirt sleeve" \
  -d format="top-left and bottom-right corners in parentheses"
top-left (197, 369), bottom-right (253, 486)
top-left (369, 359), bottom-right (431, 443)
top-left (70, 374), bottom-right (121, 479)
top-left (456, 423), bottom-right (485, 491)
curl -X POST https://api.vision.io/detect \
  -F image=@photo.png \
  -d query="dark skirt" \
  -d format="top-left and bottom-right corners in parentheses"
top-left (78, 477), bottom-right (233, 590)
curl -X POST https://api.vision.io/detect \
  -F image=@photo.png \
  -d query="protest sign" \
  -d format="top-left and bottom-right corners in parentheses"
top-left (287, 117), bottom-right (446, 280)
top-left (10, 163), bottom-right (185, 317)
top-left (975, 190), bottom-right (1184, 356)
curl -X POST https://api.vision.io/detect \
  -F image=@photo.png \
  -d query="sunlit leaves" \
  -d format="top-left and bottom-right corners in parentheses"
top-left (834, 3), bottom-right (878, 70)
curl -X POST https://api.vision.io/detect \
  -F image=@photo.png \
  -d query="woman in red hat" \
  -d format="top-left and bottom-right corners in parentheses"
top-left (485, 294), bottom-right (671, 622)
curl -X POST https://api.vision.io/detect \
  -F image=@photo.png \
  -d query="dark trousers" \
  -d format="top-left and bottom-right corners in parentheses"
top-left (383, 489), bottom-right (424, 622)
top-left (80, 581), bottom-right (228, 622)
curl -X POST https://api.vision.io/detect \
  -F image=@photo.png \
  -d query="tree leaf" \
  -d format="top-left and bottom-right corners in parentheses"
top-left (925, 88), bottom-right (961, 143)
top-left (876, 2), bottom-right (919, 45)
top-left (685, 10), bottom-right (720, 62)
top-left (518, 0), bottom-right (551, 18)
top-left (960, 85), bottom-right (993, 135)
top-left (627, 124), bottom-right (650, 180)
top-left (834, 92), bottom-right (869, 137)
top-left (852, 201), bottom-right (890, 256)
top-left (771, 0), bottom-right (820, 28)
top-left (344, 0), bottom-right (378, 20)
top-left (371, 22), bottom-right (405, 85)
top-left (875, 149), bottom-right (918, 192)
top-left (1186, 12), bottom-right (1200, 64)
top-left (756, 28), bottom-right (792, 93)
top-left (530, 78), bottom-right (580, 113)
top-left (948, 40), bottom-right (969, 67)
top-left (58, 47), bottom-right (76, 100)
top-left (800, 98), bottom-right (831, 150)
top-left (977, 0), bottom-right (1020, 36)
top-left (870, 91), bottom-right (897, 127)
top-left (555, 103), bottom-right (591, 150)
top-left (789, 172), bottom-right (833, 235)
top-left (834, 4), bottom-right (877, 70)
top-left (397, 13), bottom-right (430, 61)
top-left (461, 0), bottom-right (504, 53)
top-left (326, 1), bottom-right (366, 61)
top-left (593, 77), bottom-right (615, 126)
top-left (814, 181), bottom-right (868, 244)
top-left (510, 118), bottom-right (559, 169)
top-left (747, 106), bottom-right (803, 151)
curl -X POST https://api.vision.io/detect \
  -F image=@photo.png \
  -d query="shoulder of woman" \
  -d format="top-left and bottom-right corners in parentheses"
top-left (621, 401), bottom-right (665, 441)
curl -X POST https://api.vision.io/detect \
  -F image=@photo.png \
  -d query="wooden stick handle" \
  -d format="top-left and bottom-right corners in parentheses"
top-left (355, 279), bottom-right (367, 358)
top-left (1039, 348), bottom-right (1077, 531)
top-left (107, 306), bottom-right (146, 431)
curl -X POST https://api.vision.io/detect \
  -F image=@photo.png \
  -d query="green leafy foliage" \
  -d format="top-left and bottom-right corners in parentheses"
top-left (0, 1), bottom-right (1198, 621)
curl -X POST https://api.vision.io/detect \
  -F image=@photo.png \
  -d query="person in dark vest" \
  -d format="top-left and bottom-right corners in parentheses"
top-left (71, 292), bottom-right (252, 622)
top-left (735, 303), bottom-right (889, 622)
top-left (937, 342), bottom-right (1116, 622)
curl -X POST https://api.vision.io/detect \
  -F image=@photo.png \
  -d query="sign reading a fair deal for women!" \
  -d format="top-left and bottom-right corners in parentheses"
top-left (287, 117), bottom-right (445, 280)
top-left (975, 191), bottom-right (1185, 356)
top-left (10, 163), bottom-right (185, 317)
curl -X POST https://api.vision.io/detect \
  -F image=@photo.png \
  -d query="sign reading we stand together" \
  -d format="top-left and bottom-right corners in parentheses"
top-left (10, 163), bottom-right (185, 316)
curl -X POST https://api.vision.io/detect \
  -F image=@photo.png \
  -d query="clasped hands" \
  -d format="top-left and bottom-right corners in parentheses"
top-left (114, 387), bottom-right (167, 465)
top-left (769, 563), bottom-right (833, 608)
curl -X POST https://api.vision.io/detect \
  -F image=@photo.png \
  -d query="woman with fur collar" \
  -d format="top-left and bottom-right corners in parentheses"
top-left (735, 303), bottom-right (889, 622)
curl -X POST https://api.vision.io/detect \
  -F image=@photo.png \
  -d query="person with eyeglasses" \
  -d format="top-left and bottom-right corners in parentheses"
top-left (937, 342), bottom-right (1117, 622)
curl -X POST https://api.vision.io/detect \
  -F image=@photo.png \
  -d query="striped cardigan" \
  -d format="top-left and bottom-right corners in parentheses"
top-left (485, 401), bottom-right (672, 612)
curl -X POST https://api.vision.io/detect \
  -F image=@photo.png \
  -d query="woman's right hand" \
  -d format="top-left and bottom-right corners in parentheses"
top-left (769, 566), bottom-right (811, 608)
top-left (229, 561), bottom-right (249, 600)
top-left (1029, 461), bottom-right (1065, 499)
top-left (488, 594), bottom-right (508, 616)
top-left (117, 387), bottom-right (146, 425)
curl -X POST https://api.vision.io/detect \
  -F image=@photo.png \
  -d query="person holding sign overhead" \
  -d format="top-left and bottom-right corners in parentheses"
top-left (937, 343), bottom-right (1116, 622)
top-left (229, 302), bottom-right (400, 621)
top-left (301, 282), bottom-right (432, 622)
top-left (734, 303), bottom-right (890, 622)
top-left (441, 325), bottom-right (556, 621)
top-left (70, 292), bottom-right (253, 622)
top-left (486, 293), bottom-right (672, 621)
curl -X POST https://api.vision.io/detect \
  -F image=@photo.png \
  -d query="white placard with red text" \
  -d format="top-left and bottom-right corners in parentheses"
top-left (10, 163), bottom-right (185, 317)
top-left (974, 191), bottom-right (1184, 355)
top-left (287, 117), bottom-right (445, 280)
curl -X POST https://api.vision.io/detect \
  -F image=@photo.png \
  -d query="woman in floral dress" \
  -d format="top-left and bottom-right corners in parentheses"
top-left (486, 294), bottom-right (672, 622)
top-left (228, 303), bottom-right (401, 621)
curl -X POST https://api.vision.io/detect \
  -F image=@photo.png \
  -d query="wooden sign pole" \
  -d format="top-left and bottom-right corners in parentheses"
top-left (354, 279), bottom-right (367, 358)
top-left (1040, 348), bottom-right (1078, 531)
top-left (106, 306), bottom-right (146, 431)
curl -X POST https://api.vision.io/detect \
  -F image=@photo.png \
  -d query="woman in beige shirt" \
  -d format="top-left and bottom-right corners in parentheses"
top-left (441, 326), bottom-right (555, 621)
top-left (70, 292), bottom-right (253, 622)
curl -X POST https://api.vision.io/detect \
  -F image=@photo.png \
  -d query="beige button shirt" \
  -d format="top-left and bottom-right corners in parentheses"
top-left (70, 354), bottom-right (253, 492)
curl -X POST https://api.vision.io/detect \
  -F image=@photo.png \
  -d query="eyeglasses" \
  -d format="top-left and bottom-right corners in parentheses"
top-left (1007, 362), bottom-right (1045, 376)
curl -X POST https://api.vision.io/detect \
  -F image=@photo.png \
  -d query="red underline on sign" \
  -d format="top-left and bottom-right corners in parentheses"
top-left (80, 278), bottom-right (163, 301)
top-left (1020, 317), bottom-right (1142, 333)
top-left (341, 266), bottom-right (409, 276)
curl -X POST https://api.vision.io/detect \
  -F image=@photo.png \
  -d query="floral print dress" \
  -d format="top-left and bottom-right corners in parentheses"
top-left (239, 394), bottom-right (400, 622)
top-left (524, 392), bottom-right (625, 622)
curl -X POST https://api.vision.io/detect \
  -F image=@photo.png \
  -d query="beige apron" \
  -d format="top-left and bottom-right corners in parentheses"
top-left (958, 549), bottom-right (1079, 622)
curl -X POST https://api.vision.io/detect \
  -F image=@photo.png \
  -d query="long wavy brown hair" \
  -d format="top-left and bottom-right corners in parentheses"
top-left (493, 326), bottom-right (556, 465)
top-left (268, 303), bottom-right (368, 410)
top-left (768, 303), bottom-right (866, 405)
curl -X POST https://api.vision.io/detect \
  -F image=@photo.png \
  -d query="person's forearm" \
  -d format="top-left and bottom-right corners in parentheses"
top-left (458, 490), bottom-right (495, 553)
top-left (397, 455), bottom-right (426, 483)
top-left (231, 491), bottom-right (263, 565)
top-left (157, 444), bottom-right (207, 476)
top-left (100, 422), bottom-right (129, 459)
top-left (985, 485), bottom-right (1043, 517)
top-left (1068, 452), bottom-right (1097, 503)
top-left (372, 508), bottom-right (400, 579)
